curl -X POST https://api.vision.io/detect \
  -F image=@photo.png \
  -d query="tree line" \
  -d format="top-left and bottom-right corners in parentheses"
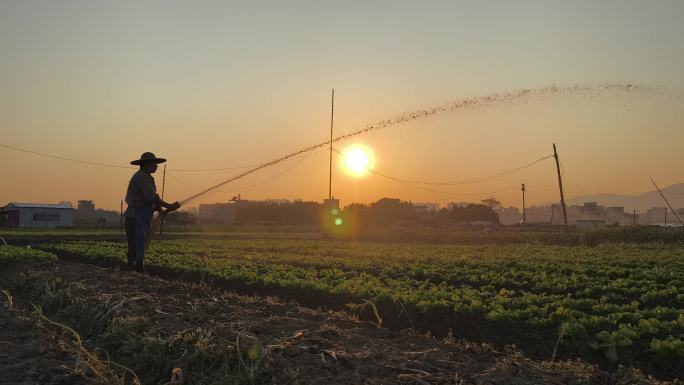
top-left (165, 198), bottom-right (500, 227)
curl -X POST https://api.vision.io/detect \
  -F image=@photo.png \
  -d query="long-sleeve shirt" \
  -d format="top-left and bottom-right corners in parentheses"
top-left (124, 170), bottom-right (161, 218)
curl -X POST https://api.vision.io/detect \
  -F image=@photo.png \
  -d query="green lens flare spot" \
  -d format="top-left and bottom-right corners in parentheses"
top-left (334, 218), bottom-right (343, 226)
top-left (331, 209), bottom-right (339, 215)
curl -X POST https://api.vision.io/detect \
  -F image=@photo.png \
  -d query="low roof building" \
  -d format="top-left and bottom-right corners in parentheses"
top-left (0, 202), bottom-right (74, 228)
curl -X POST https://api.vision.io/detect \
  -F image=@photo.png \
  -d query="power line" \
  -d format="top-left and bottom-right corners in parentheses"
top-left (167, 164), bottom-right (260, 172)
top-left (166, 173), bottom-right (203, 190)
top-left (216, 154), bottom-right (314, 194)
top-left (334, 149), bottom-right (553, 189)
top-left (526, 185), bottom-right (582, 195)
top-left (369, 175), bottom-right (517, 196)
top-left (331, 148), bottom-right (519, 196)
top-left (367, 168), bottom-right (519, 196)
top-left (378, 155), bottom-right (553, 185)
top-left (0, 143), bottom-right (134, 169)
top-left (0, 142), bottom-right (261, 172)
top-left (1, 140), bottom-right (544, 198)
top-left (168, 147), bottom-right (327, 195)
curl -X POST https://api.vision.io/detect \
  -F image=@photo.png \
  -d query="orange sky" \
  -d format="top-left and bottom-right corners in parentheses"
top-left (1, 2), bottom-right (683, 211)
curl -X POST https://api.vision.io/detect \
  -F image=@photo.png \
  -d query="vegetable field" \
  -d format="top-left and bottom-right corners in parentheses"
top-left (38, 238), bottom-right (684, 379)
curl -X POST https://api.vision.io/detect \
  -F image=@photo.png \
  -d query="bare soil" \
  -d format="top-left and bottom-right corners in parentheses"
top-left (0, 300), bottom-right (101, 385)
top-left (0, 260), bottom-right (670, 385)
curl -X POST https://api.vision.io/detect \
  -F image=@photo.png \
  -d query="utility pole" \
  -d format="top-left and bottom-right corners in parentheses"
top-left (120, 200), bottom-right (123, 238)
top-left (521, 183), bottom-right (527, 224)
top-left (633, 209), bottom-right (637, 225)
top-left (160, 164), bottom-right (166, 234)
top-left (650, 178), bottom-right (684, 225)
top-left (553, 143), bottom-right (568, 228)
top-left (328, 88), bottom-right (334, 200)
top-left (665, 208), bottom-right (668, 227)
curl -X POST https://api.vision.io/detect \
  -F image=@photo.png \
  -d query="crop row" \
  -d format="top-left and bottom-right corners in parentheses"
top-left (0, 245), bottom-right (57, 262)
top-left (38, 240), bottom-right (684, 377)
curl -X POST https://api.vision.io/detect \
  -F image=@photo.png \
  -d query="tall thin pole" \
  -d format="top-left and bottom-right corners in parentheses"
top-left (521, 183), bottom-right (526, 224)
top-left (553, 143), bottom-right (568, 228)
top-left (650, 178), bottom-right (683, 225)
top-left (160, 164), bottom-right (167, 234)
top-left (120, 200), bottom-right (123, 238)
top-left (328, 88), bottom-right (334, 200)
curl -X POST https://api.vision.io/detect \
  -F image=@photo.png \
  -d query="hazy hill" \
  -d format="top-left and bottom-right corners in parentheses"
top-left (566, 183), bottom-right (684, 212)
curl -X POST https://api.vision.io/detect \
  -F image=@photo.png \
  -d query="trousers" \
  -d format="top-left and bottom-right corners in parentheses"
top-left (125, 206), bottom-right (153, 271)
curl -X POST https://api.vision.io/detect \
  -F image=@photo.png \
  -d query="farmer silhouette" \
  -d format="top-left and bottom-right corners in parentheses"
top-left (124, 152), bottom-right (180, 272)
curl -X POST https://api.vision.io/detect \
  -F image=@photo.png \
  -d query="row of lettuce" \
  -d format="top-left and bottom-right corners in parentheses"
top-left (17, 240), bottom-right (684, 368)
top-left (1, 245), bottom-right (57, 262)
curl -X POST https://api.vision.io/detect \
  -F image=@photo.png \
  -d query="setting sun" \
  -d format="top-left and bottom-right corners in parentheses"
top-left (341, 145), bottom-right (374, 177)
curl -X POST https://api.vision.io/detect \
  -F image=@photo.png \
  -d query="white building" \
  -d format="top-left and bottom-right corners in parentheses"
top-left (0, 203), bottom-right (74, 228)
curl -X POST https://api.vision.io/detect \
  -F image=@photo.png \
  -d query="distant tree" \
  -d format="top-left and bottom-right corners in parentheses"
top-left (344, 198), bottom-right (417, 227)
top-left (165, 211), bottom-right (197, 226)
top-left (449, 203), bottom-right (499, 224)
top-left (481, 197), bottom-right (502, 210)
top-left (234, 200), bottom-right (320, 225)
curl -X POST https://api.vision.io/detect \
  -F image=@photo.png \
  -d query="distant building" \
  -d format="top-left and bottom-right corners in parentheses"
top-left (0, 203), bottom-right (74, 228)
top-left (550, 204), bottom-right (564, 225)
top-left (76, 200), bottom-right (96, 223)
top-left (605, 207), bottom-right (625, 225)
top-left (625, 211), bottom-right (639, 225)
top-left (551, 202), bottom-right (609, 226)
top-left (527, 205), bottom-right (552, 224)
top-left (676, 209), bottom-right (684, 223)
top-left (495, 206), bottom-right (521, 225)
top-left (647, 207), bottom-right (667, 224)
top-left (199, 202), bottom-right (238, 225)
top-left (578, 202), bottom-right (605, 220)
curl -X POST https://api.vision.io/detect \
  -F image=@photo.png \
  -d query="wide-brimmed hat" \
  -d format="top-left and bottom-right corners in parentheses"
top-left (130, 152), bottom-right (167, 165)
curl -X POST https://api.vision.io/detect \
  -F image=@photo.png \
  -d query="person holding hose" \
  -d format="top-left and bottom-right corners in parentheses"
top-left (125, 152), bottom-right (180, 272)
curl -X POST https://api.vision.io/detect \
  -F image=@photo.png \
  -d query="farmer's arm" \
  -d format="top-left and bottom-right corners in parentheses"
top-left (159, 200), bottom-right (181, 211)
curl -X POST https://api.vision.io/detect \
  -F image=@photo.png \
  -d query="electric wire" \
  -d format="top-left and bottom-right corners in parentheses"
top-left (169, 147), bottom-right (327, 196)
top-left (0, 142), bottom-right (261, 172)
top-left (166, 173), bottom-right (203, 190)
top-left (373, 175), bottom-right (520, 196)
top-left (1, 139), bottom-right (550, 199)
top-left (167, 164), bottom-right (260, 172)
top-left (3, 83), bottom-right (664, 205)
top-left (331, 148), bottom-right (519, 196)
top-left (0, 143), bottom-right (134, 169)
top-left (333, 148), bottom-right (553, 189)
top-left (382, 155), bottom-right (553, 185)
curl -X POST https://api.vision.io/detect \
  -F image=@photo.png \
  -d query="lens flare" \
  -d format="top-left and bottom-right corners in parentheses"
top-left (341, 144), bottom-right (374, 177)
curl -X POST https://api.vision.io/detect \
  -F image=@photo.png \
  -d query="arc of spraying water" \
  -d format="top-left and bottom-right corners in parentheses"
top-left (178, 83), bottom-right (667, 206)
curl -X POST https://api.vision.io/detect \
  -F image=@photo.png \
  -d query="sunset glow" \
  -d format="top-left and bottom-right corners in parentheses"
top-left (341, 145), bottom-right (374, 177)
